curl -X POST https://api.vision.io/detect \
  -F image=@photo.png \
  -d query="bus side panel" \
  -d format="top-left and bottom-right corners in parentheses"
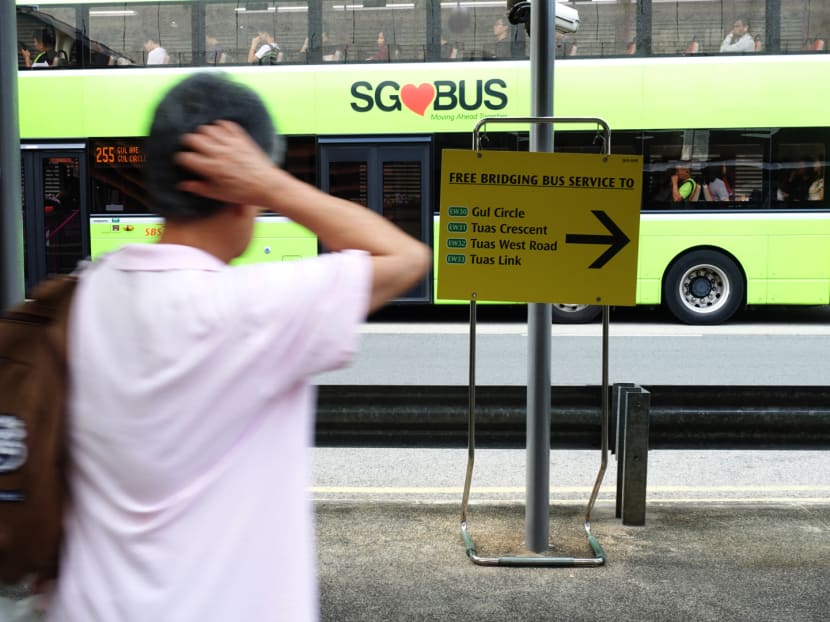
top-left (90, 217), bottom-right (316, 264)
top-left (234, 221), bottom-right (317, 265)
top-left (765, 220), bottom-right (830, 304)
top-left (638, 213), bottom-right (830, 306)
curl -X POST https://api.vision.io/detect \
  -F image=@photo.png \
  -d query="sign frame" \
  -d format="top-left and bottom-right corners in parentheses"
top-left (458, 116), bottom-right (628, 568)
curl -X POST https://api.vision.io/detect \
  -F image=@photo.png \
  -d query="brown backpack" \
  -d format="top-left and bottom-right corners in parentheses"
top-left (0, 275), bottom-right (76, 584)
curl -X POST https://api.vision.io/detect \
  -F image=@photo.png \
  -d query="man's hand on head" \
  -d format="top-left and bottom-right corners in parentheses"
top-left (174, 121), bottom-right (278, 205)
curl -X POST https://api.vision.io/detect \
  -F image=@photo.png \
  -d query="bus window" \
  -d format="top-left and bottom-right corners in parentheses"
top-left (642, 130), bottom-right (769, 210)
top-left (89, 3), bottom-right (191, 66)
top-left (706, 131), bottom-right (768, 206)
top-left (17, 6), bottom-right (76, 68)
top-left (773, 140), bottom-right (827, 207)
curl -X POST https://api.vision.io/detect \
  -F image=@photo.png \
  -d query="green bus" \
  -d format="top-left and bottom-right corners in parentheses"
top-left (15, 0), bottom-right (830, 324)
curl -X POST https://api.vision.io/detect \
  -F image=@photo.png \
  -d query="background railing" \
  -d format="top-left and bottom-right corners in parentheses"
top-left (315, 384), bottom-right (830, 448)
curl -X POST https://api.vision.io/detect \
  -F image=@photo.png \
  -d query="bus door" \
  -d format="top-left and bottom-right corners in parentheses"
top-left (20, 145), bottom-right (88, 291)
top-left (319, 139), bottom-right (432, 303)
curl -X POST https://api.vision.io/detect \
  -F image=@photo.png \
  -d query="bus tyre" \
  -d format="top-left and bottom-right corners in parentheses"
top-left (551, 303), bottom-right (601, 324)
top-left (663, 250), bottom-right (745, 325)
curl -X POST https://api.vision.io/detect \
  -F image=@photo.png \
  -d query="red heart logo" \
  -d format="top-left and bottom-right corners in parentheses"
top-left (400, 83), bottom-right (435, 116)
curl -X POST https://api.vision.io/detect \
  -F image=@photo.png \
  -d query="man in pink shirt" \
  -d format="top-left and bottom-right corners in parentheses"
top-left (47, 74), bottom-right (430, 621)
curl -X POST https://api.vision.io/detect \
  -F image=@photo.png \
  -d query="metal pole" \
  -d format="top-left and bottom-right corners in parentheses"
top-left (0, 2), bottom-right (25, 308)
top-left (765, 0), bottom-right (781, 53)
top-left (525, 0), bottom-right (555, 554)
top-left (636, 0), bottom-right (653, 56)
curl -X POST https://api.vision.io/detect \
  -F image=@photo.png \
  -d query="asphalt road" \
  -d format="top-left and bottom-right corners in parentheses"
top-left (318, 304), bottom-right (830, 386)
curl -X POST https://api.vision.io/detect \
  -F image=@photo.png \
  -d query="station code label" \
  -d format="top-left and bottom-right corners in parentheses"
top-left (438, 149), bottom-right (642, 304)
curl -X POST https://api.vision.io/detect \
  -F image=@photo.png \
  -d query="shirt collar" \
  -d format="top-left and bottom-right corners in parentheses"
top-left (102, 244), bottom-right (227, 272)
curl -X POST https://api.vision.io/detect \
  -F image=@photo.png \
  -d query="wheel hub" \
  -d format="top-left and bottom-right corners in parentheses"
top-left (689, 276), bottom-right (713, 299)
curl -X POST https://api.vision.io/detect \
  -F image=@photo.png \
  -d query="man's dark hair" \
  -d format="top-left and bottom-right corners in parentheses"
top-left (146, 73), bottom-right (282, 220)
top-left (37, 28), bottom-right (55, 48)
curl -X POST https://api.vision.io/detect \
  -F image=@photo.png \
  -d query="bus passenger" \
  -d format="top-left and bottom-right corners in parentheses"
top-left (490, 17), bottom-right (512, 58)
top-left (143, 35), bottom-right (168, 65)
top-left (249, 31), bottom-right (283, 64)
top-left (704, 165), bottom-right (730, 201)
top-left (441, 31), bottom-right (459, 59)
top-left (754, 34), bottom-right (764, 52)
top-left (777, 160), bottom-right (811, 203)
top-left (299, 33), bottom-right (343, 62)
top-left (367, 31), bottom-right (391, 61)
top-left (322, 32), bottom-right (347, 62)
top-left (206, 35), bottom-right (227, 64)
top-left (808, 156), bottom-right (824, 201)
top-left (20, 29), bottom-right (57, 68)
top-left (671, 164), bottom-right (698, 202)
top-left (45, 73), bottom-right (431, 622)
top-left (720, 18), bottom-right (755, 53)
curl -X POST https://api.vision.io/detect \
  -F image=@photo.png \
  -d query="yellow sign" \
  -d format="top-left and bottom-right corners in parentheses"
top-left (438, 149), bottom-right (642, 304)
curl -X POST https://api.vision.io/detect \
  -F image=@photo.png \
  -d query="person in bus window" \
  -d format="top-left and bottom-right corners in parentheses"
top-left (808, 156), bottom-right (824, 201)
top-left (249, 31), bottom-right (283, 64)
top-left (489, 17), bottom-right (512, 59)
top-left (704, 165), bottom-right (730, 201)
top-left (720, 18), bottom-right (755, 53)
top-left (298, 33), bottom-right (343, 63)
top-left (366, 31), bottom-right (391, 61)
top-left (206, 35), bottom-right (227, 64)
top-left (45, 72), bottom-right (431, 622)
top-left (685, 36), bottom-right (700, 55)
top-left (144, 36), bottom-right (169, 65)
top-left (671, 164), bottom-right (698, 202)
top-left (20, 29), bottom-right (57, 68)
top-left (322, 32), bottom-right (347, 62)
top-left (754, 34), bottom-right (764, 52)
top-left (777, 159), bottom-right (811, 203)
top-left (555, 32), bottom-right (577, 57)
top-left (441, 31), bottom-right (459, 60)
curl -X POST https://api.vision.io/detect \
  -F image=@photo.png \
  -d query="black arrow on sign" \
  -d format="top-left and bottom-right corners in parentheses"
top-left (565, 210), bottom-right (630, 269)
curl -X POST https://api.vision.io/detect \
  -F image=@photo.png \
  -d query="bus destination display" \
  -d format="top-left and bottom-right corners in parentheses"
top-left (92, 139), bottom-right (146, 168)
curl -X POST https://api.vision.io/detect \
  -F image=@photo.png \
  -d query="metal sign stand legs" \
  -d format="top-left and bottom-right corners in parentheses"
top-left (460, 301), bottom-right (609, 566)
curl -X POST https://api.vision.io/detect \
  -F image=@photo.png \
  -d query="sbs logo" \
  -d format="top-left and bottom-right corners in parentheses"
top-left (350, 80), bottom-right (508, 116)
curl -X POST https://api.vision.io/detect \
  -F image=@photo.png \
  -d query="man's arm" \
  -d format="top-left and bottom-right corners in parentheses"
top-left (247, 38), bottom-right (260, 63)
top-left (174, 121), bottom-right (432, 312)
top-left (671, 175), bottom-right (683, 201)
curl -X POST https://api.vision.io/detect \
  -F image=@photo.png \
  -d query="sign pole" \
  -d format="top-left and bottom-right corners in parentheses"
top-left (0, 2), bottom-right (24, 308)
top-left (525, 0), bottom-right (555, 553)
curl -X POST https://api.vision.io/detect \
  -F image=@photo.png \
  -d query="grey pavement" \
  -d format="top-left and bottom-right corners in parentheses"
top-left (317, 501), bottom-right (829, 622)
top-left (315, 449), bottom-right (829, 622)
top-left (4, 450), bottom-right (828, 621)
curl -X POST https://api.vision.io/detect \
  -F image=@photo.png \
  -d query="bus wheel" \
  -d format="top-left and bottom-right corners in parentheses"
top-left (663, 250), bottom-right (745, 324)
top-left (551, 303), bottom-right (601, 324)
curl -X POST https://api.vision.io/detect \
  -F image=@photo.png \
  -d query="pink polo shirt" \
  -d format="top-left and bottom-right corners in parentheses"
top-left (47, 244), bottom-right (371, 622)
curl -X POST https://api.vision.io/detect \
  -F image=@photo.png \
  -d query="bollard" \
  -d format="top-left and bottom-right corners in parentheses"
top-left (613, 383), bottom-right (638, 519)
top-left (616, 386), bottom-right (650, 525)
